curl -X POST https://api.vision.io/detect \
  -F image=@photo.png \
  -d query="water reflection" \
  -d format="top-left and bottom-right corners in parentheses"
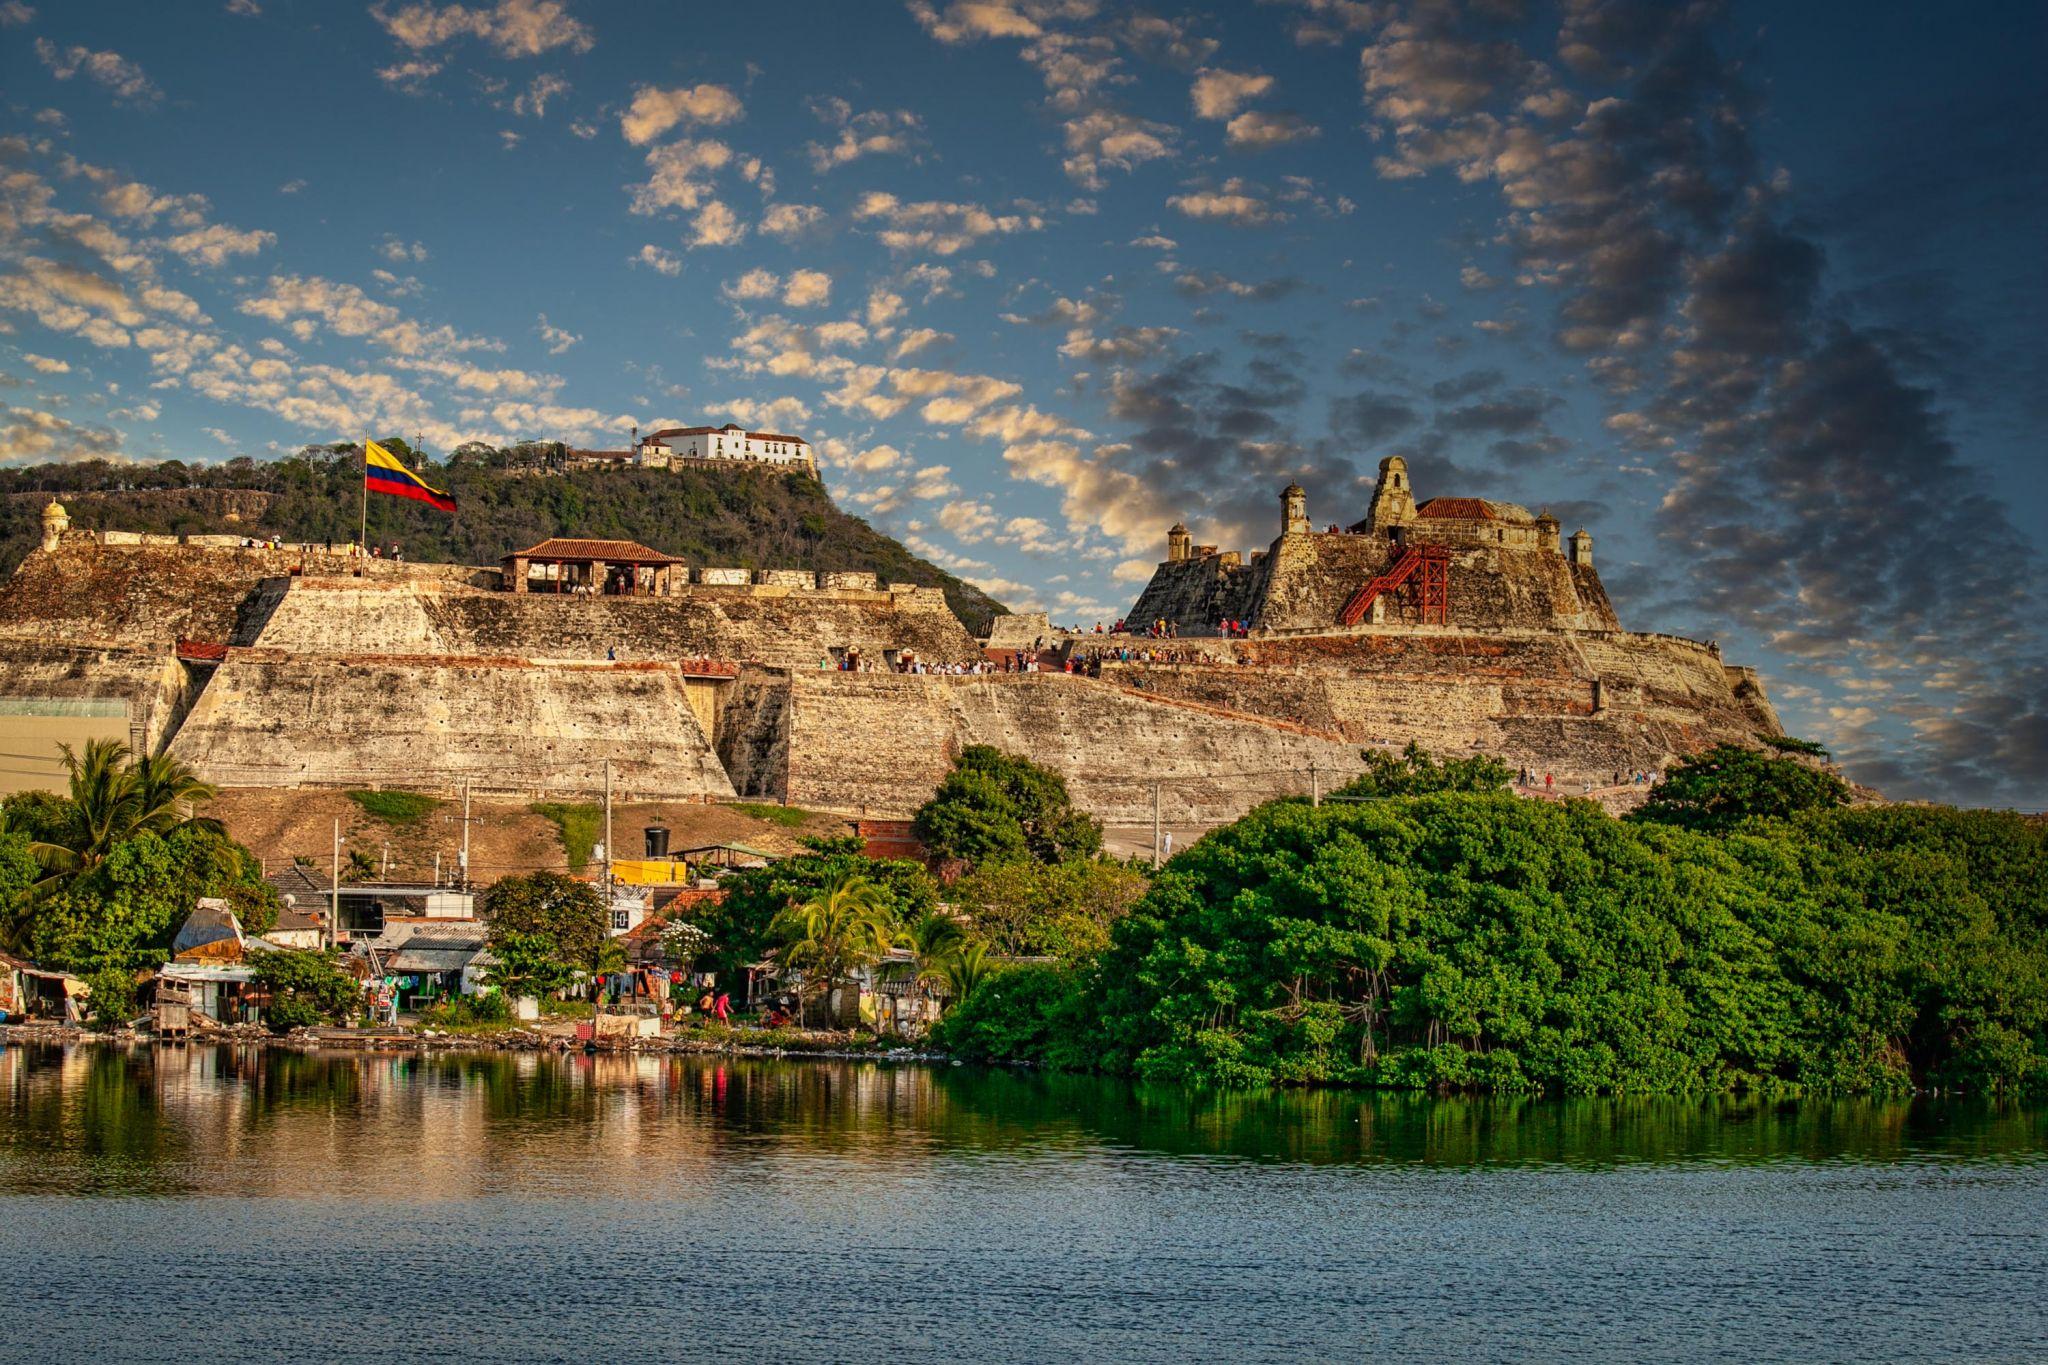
top-left (2, 1044), bottom-right (2041, 1198)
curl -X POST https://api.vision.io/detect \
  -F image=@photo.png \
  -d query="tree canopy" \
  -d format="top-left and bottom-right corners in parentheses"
top-left (936, 793), bottom-right (2048, 1096)
top-left (1630, 743), bottom-right (1849, 832)
top-left (477, 870), bottom-right (609, 978)
top-left (697, 836), bottom-right (937, 984)
top-left (913, 746), bottom-right (1103, 867)
top-left (1327, 742), bottom-right (1514, 801)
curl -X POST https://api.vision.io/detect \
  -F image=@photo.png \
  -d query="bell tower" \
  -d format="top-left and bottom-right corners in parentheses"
top-left (1166, 522), bottom-right (1191, 563)
top-left (1364, 456), bottom-right (1416, 531)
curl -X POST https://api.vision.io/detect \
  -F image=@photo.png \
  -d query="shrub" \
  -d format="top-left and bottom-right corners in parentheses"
top-left (530, 802), bottom-right (603, 870)
top-left (347, 789), bottom-right (442, 827)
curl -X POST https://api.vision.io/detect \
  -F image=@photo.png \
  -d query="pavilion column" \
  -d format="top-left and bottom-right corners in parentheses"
top-left (590, 559), bottom-right (607, 594)
top-left (511, 555), bottom-right (530, 594)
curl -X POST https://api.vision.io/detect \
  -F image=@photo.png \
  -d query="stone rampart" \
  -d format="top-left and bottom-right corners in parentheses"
top-left (167, 654), bottom-right (735, 800)
top-left (777, 671), bottom-right (1364, 823)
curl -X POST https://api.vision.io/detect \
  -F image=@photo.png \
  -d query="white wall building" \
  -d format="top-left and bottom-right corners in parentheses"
top-left (638, 423), bottom-right (815, 474)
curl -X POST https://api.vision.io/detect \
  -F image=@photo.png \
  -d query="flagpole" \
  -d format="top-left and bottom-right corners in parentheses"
top-left (359, 440), bottom-right (368, 556)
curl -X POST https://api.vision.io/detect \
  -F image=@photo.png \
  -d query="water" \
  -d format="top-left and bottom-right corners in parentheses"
top-left (2, 1045), bottom-right (2044, 1362)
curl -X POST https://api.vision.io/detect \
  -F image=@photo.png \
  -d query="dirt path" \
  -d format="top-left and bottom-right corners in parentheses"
top-left (206, 788), bottom-right (849, 883)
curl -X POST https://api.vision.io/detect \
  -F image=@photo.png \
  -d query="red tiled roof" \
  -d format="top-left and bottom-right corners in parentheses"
top-left (510, 537), bottom-right (685, 564)
top-left (747, 431), bottom-right (808, 445)
top-left (568, 448), bottom-right (634, 460)
top-left (1416, 497), bottom-right (1537, 523)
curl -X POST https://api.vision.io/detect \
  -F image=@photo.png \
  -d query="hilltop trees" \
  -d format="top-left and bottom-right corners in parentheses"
top-left (913, 745), bottom-right (1103, 866)
top-left (1631, 743), bottom-right (1849, 831)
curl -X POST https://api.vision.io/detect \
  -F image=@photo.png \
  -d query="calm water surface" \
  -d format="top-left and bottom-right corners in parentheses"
top-left (2, 1044), bottom-right (2044, 1362)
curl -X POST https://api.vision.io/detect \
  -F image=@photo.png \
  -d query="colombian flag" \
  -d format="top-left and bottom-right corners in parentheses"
top-left (365, 440), bottom-right (457, 513)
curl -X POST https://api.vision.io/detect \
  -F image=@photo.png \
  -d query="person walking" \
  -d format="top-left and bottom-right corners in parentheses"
top-left (713, 991), bottom-right (731, 1024)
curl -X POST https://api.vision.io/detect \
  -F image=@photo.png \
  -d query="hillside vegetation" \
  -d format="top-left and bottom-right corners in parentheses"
top-left (0, 445), bottom-right (1008, 631)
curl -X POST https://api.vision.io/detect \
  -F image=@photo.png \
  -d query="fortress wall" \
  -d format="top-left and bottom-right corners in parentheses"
top-left (781, 671), bottom-right (1364, 823)
top-left (0, 641), bottom-right (194, 753)
top-left (0, 541), bottom-right (285, 647)
top-left (1123, 555), bottom-right (1266, 632)
top-left (234, 574), bottom-right (985, 668)
top-left (713, 670), bottom-right (792, 800)
top-left (1102, 627), bottom-right (1776, 781)
top-left (167, 656), bottom-right (735, 800)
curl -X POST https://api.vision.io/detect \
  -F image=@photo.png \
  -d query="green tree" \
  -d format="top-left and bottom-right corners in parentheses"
top-left (1328, 742), bottom-right (1513, 800)
top-left (249, 948), bottom-right (361, 1033)
top-left (927, 938), bottom-right (994, 1006)
top-left (478, 870), bottom-right (608, 971)
top-left (948, 856), bottom-right (1149, 959)
top-left (702, 836), bottom-right (937, 983)
top-left (769, 873), bottom-right (903, 1025)
top-left (485, 928), bottom-right (581, 999)
top-left (27, 741), bottom-right (220, 895)
top-left (1632, 743), bottom-right (1850, 832)
top-left (912, 745), bottom-right (1103, 866)
top-left (0, 822), bottom-right (39, 955)
top-left (27, 824), bottom-right (276, 978)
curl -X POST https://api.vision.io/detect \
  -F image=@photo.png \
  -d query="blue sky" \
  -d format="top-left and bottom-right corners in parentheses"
top-left (2, 0), bottom-right (2043, 806)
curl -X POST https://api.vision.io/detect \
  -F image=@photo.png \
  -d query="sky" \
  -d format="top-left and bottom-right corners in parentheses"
top-left (1, 0), bottom-right (2043, 808)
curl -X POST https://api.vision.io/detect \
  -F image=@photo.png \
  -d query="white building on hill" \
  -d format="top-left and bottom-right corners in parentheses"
top-left (637, 423), bottom-right (816, 475)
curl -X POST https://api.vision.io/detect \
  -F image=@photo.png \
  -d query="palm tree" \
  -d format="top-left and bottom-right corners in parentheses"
top-left (929, 939), bottom-right (993, 1008)
top-left (769, 873), bottom-right (902, 1026)
top-left (29, 740), bottom-right (220, 894)
top-left (129, 751), bottom-right (221, 838)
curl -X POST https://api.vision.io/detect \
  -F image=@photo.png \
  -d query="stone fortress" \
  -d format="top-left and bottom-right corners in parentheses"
top-left (0, 460), bottom-right (1783, 827)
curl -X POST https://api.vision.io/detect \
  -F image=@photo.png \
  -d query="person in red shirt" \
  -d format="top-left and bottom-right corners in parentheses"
top-left (714, 991), bottom-right (730, 1024)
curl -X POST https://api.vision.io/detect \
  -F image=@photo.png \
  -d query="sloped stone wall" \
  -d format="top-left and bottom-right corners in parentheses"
top-left (780, 671), bottom-right (1364, 823)
top-left (167, 656), bottom-right (735, 799)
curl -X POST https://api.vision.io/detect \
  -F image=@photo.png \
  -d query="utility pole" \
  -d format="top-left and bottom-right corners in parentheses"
top-left (329, 819), bottom-right (342, 950)
top-left (461, 780), bottom-right (472, 891)
top-left (1151, 780), bottom-right (1162, 870)
top-left (1311, 763), bottom-right (1321, 808)
top-left (603, 757), bottom-right (614, 899)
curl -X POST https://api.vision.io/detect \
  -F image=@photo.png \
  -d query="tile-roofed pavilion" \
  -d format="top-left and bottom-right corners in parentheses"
top-left (502, 536), bottom-right (687, 595)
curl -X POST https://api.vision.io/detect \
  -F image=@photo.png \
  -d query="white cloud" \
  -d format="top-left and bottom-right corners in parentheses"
top-left (806, 100), bottom-right (923, 172)
top-left (1190, 67), bottom-right (1273, 120)
top-left (375, 58), bottom-right (444, 92)
top-left (632, 244), bottom-right (681, 275)
top-left (379, 236), bottom-right (430, 263)
top-left (853, 191), bottom-right (1044, 255)
top-left (513, 72), bottom-right (570, 117)
top-left (22, 354), bottom-right (70, 374)
top-left (628, 138), bottom-right (734, 215)
top-left (161, 224), bottom-right (277, 268)
top-left (715, 395), bottom-right (810, 431)
top-left (721, 268), bottom-right (779, 301)
top-left (850, 443), bottom-right (905, 473)
top-left (620, 83), bottom-right (743, 145)
top-left (34, 38), bottom-right (162, 105)
top-left (907, 464), bottom-right (960, 501)
top-left (689, 200), bottom-right (745, 248)
top-left (908, 1), bottom-right (1044, 43)
top-left (1168, 178), bottom-right (1281, 226)
top-left (0, 403), bottom-right (123, 462)
top-left (372, 0), bottom-right (595, 59)
top-left (866, 288), bottom-right (905, 327)
top-left (536, 313), bottom-right (579, 353)
top-left (0, 3), bottom-right (37, 26)
top-left (891, 327), bottom-right (950, 359)
top-left (939, 499), bottom-right (999, 542)
top-left (1061, 109), bottom-right (1176, 190)
top-left (225, 0), bottom-right (262, 15)
top-left (781, 268), bottom-right (831, 308)
top-left (1226, 110), bottom-right (1319, 147)
top-left (760, 202), bottom-right (826, 242)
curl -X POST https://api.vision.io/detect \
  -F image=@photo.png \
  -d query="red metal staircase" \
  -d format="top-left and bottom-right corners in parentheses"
top-left (1338, 544), bottom-right (1451, 626)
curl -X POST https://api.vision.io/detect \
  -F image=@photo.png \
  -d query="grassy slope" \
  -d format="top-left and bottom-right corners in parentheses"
top-left (1, 454), bottom-right (1008, 632)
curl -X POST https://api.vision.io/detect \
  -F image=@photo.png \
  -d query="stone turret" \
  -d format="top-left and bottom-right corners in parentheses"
top-left (1166, 522), bottom-right (1191, 563)
top-left (1281, 482), bottom-right (1310, 537)
top-left (1363, 455), bottom-right (1417, 531)
top-left (40, 500), bottom-right (69, 552)
top-left (1568, 527), bottom-right (1594, 567)
top-left (1536, 510), bottom-right (1561, 555)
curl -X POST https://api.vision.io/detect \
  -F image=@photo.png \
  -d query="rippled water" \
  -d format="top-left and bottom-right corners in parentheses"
top-left (2, 1045), bottom-right (2045, 1362)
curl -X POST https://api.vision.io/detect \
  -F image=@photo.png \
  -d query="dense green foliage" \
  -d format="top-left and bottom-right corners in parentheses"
top-left (769, 873), bottom-right (903, 1023)
top-left (913, 745), bottom-right (1103, 866)
top-left (477, 870), bottom-right (609, 984)
top-left (529, 802), bottom-right (603, 871)
top-left (727, 801), bottom-right (815, 829)
top-left (23, 824), bottom-right (278, 976)
top-left (1328, 742), bottom-right (1514, 800)
top-left (940, 794), bottom-right (2048, 1096)
top-left (347, 789), bottom-right (442, 827)
top-left (1763, 735), bottom-right (1831, 757)
top-left (2, 450), bottom-right (1005, 631)
top-left (1631, 743), bottom-right (1850, 831)
top-left (698, 836), bottom-right (937, 983)
top-left (946, 856), bottom-right (1149, 960)
top-left (249, 948), bottom-right (362, 1033)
